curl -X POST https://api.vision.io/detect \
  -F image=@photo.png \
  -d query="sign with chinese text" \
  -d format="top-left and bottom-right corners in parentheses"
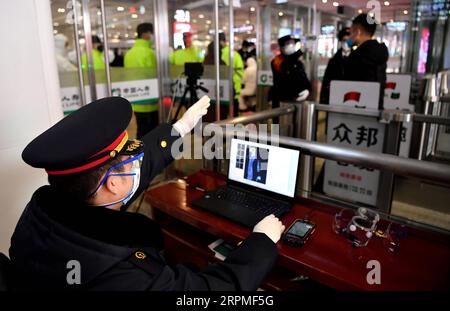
top-left (384, 74), bottom-right (413, 158)
top-left (324, 114), bottom-right (384, 206)
top-left (60, 79), bottom-right (159, 114)
top-left (324, 81), bottom-right (383, 206)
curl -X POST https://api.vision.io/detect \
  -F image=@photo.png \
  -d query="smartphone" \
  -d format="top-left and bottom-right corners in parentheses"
top-left (283, 219), bottom-right (316, 246)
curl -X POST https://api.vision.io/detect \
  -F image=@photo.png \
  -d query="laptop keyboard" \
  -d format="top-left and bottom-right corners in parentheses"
top-left (213, 187), bottom-right (291, 217)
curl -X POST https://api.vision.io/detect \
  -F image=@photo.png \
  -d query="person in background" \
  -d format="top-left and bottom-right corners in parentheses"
top-left (238, 40), bottom-right (256, 66)
top-left (344, 13), bottom-right (389, 109)
top-left (239, 57), bottom-right (257, 112)
top-left (320, 27), bottom-right (351, 105)
top-left (54, 34), bottom-right (77, 72)
top-left (124, 23), bottom-right (158, 138)
top-left (110, 48), bottom-right (124, 67)
top-left (169, 32), bottom-right (203, 66)
top-left (269, 35), bottom-right (311, 122)
top-left (204, 33), bottom-right (244, 119)
top-left (81, 35), bottom-right (107, 70)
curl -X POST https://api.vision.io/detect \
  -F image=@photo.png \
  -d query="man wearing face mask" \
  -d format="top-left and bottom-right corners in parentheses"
top-left (320, 27), bottom-right (351, 105)
top-left (344, 13), bottom-right (389, 109)
top-left (125, 23), bottom-right (158, 138)
top-left (9, 95), bottom-right (284, 290)
top-left (269, 35), bottom-right (311, 122)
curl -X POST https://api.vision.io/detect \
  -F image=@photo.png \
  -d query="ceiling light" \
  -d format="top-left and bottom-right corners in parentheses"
top-left (53, 30), bottom-right (58, 34)
top-left (384, 1), bottom-right (390, 6)
top-left (358, 9), bottom-right (363, 14)
top-left (97, 11), bottom-right (101, 16)
top-left (57, 8), bottom-right (65, 13)
top-left (333, 2), bottom-right (339, 7)
top-left (246, 20), bottom-right (250, 24)
top-left (403, 10), bottom-right (408, 14)
top-left (278, 11), bottom-right (284, 17)
top-left (53, 22), bottom-right (59, 27)
top-left (206, 20), bottom-right (211, 24)
top-left (322, 0), bottom-right (327, 3)
top-left (117, 6), bottom-right (125, 12)
top-left (250, 7), bottom-right (255, 12)
top-left (131, 13), bottom-right (138, 19)
top-left (199, 14), bottom-right (204, 19)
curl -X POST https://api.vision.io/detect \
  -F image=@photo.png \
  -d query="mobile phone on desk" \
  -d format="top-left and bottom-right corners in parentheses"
top-left (282, 219), bottom-right (316, 246)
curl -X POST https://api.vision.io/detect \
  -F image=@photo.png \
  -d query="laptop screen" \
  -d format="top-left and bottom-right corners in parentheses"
top-left (228, 138), bottom-right (300, 198)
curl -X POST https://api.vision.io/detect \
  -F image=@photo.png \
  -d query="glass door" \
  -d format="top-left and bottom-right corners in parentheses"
top-left (50, 0), bottom-right (158, 139)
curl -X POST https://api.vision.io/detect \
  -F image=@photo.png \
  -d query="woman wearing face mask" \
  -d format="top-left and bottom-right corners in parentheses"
top-left (319, 27), bottom-right (351, 105)
top-left (269, 35), bottom-right (311, 123)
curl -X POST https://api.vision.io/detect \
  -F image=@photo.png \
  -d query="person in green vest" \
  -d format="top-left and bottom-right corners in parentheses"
top-left (168, 32), bottom-right (203, 66)
top-left (124, 23), bottom-right (158, 139)
top-left (81, 35), bottom-right (106, 70)
top-left (204, 33), bottom-right (244, 118)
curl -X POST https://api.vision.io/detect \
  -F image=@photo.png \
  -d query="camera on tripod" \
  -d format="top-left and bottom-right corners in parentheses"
top-left (184, 62), bottom-right (204, 79)
top-left (170, 62), bottom-right (209, 123)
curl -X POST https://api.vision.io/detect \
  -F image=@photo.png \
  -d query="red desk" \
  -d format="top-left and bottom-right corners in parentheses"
top-left (145, 170), bottom-right (450, 291)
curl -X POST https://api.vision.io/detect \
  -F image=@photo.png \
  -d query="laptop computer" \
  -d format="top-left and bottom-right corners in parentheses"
top-left (192, 138), bottom-right (300, 227)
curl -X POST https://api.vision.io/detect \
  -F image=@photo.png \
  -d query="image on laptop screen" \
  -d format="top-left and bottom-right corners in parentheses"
top-left (228, 138), bottom-right (300, 198)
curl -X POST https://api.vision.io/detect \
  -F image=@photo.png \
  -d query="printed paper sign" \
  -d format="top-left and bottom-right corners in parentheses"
top-left (324, 81), bottom-right (383, 206)
top-left (384, 74), bottom-right (413, 158)
top-left (329, 81), bottom-right (380, 109)
top-left (384, 74), bottom-right (412, 111)
top-left (324, 114), bottom-right (384, 206)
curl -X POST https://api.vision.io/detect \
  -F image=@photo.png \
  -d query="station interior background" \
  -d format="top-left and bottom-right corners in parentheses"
top-left (0, 0), bottom-right (449, 254)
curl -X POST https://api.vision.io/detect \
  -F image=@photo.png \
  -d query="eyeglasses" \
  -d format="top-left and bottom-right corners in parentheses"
top-left (89, 152), bottom-right (144, 197)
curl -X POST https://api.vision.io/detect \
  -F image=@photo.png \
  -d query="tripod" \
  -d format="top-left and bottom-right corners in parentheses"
top-left (171, 75), bottom-right (209, 124)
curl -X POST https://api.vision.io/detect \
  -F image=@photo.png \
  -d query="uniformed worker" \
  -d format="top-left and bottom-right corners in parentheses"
top-left (9, 95), bottom-right (285, 290)
top-left (124, 23), bottom-right (158, 139)
top-left (81, 35), bottom-right (106, 70)
top-left (204, 33), bottom-right (244, 118)
top-left (168, 32), bottom-right (203, 66)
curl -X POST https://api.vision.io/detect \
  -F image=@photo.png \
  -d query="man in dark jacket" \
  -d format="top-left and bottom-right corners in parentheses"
top-left (344, 13), bottom-right (389, 109)
top-left (320, 27), bottom-right (351, 104)
top-left (9, 96), bottom-right (284, 290)
top-left (269, 35), bottom-right (311, 118)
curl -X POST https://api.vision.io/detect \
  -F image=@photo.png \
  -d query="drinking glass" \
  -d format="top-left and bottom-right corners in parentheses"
top-left (346, 216), bottom-right (374, 247)
top-left (333, 208), bottom-right (355, 235)
top-left (383, 222), bottom-right (407, 252)
top-left (357, 207), bottom-right (380, 230)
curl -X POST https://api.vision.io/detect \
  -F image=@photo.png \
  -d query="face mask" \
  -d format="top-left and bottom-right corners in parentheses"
top-left (90, 153), bottom-right (144, 208)
top-left (121, 165), bottom-right (140, 205)
top-left (341, 41), bottom-right (350, 52)
top-left (346, 38), bottom-right (353, 48)
top-left (282, 43), bottom-right (297, 55)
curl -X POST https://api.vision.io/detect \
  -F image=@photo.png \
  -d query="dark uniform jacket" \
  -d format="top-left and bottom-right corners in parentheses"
top-left (9, 124), bottom-right (278, 290)
top-left (343, 39), bottom-right (389, 109)
top-left (269, 50), bottom-right (311, 109)
top-left (320, 48), bottom-right (349, 105)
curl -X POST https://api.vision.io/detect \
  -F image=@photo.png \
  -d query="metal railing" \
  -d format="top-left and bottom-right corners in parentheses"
top-left (201, 101), bottom-right (450, 222)
top-left (209, 104), bottom-right (450, 185)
